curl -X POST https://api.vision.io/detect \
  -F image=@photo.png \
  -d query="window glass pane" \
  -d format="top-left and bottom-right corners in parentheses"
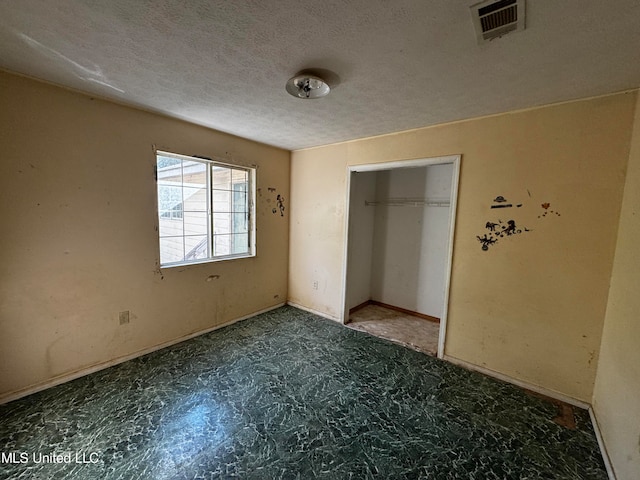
top-left (183, 211), bottom-right (208, 236)
top-left (184, 235), bottom-right (208, 261)
top-left (213, 234), bottom-right (231, 256)
top-left (212, 166), bottom-right (231, 190)
top-left (213, 189), bottom-right (231, 212)
top-left (213, 212), bottom-right (231, 235)
top-left (159, 216), bottom-right (183, 237)
top-left (157, 176), bottom-right (183, 186)
top-left (182, 160), bottom-right (207, 187)
top-left (232, 169), bottom-right (248, 190)
top-left (232, 192), bottom-right (246, 213)
top-left (183, 186), bottom-right (207, 212)
top-left (157, 156), bottom-right (181, 170)
top-left (158, 185), bottom-right (182, 212)
top-left (159, 207), bottom-right (183, 220)
top-left (160, 237), bottom-right (184, 264)
top-left (157, 153), bottom-right (255, 266)
top-left (157, 157), bottom-right (182, 185)
top-left (232, 233), bottom-right (249, 254)
top-left (232, 212), bottom-right (248, 234)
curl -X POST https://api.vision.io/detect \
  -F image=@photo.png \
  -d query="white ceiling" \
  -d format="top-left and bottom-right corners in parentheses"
top-left (1, 1), bottom-right (639, 151)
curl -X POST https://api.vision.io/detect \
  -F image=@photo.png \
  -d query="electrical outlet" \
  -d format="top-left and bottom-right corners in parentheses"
top-left (119, 311), bottom-right (130, 325)
top-left (313, 281), bottom-right (318, 290)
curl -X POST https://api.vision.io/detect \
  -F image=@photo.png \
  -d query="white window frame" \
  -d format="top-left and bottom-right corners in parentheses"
top-left (156, 150), bottom-right (256, 267)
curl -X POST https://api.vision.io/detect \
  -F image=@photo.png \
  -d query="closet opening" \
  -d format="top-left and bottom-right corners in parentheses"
top-left (341, 155), bottom-right (460, 359)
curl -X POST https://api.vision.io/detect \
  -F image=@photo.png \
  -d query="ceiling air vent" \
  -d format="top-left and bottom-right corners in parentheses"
top-left (471, 0), bottom-right (525, 43)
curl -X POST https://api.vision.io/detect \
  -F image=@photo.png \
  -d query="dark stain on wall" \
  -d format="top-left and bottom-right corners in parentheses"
top-left (538, 202), bottom-right (561, 218)
top-left (276, 194), bottom-right (285, 217)
top-left (477, 218), bottom-right (528, 251)
top-left (477, 194), bottom-right (541, 251)
top-left (153, 261), bottom-right (164, 280)
top-left (477, 193), bottom-right (563, 251)
top-left (266, 187), bottom-right (286, 217)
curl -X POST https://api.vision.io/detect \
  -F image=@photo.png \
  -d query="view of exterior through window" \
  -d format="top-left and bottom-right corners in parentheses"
top-left (156, 151), bottom-right (254, 266)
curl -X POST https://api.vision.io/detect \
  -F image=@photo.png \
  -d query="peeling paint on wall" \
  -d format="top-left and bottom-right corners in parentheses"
top-left (153, 261), bottom-right (164, 280)
top-left (476, 193), bottom-right (537, 251)
top-left (477, 193), bottom-right (563, 251)
top-left (276, 194), bottom-right (285, 216)
top-left (265, 187), bottom-right (286, 217)
top-left (477, 218), bottom-right (528, 251)
top-left (538, 202), bottom-right (561, 218)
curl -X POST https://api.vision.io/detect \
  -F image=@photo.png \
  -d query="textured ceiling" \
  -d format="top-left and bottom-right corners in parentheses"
top-left (1, 1), bottom-right (640, 151)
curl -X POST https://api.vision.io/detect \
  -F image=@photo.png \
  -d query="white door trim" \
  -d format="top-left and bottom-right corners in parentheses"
top-left (340, 154), bottom-right (461, 359)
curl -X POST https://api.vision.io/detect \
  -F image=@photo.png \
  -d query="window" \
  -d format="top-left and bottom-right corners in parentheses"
top-left (156, 151), bottom-right (255, 266)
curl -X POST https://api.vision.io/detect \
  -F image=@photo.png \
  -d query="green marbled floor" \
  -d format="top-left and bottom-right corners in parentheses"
top-left (0, 306), bottom-right (606, 479)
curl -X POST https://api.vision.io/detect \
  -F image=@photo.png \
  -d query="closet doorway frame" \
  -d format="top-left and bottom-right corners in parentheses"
top-left (340, 155), bottom-right (461, 359)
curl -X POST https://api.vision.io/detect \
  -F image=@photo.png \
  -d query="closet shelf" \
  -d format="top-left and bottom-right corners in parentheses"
top-left (365, 198), bottom-right (450, 207)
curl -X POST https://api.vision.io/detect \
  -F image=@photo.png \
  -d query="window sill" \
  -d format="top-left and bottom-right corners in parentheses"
top-left (160, 252), bottom-right (255, 269)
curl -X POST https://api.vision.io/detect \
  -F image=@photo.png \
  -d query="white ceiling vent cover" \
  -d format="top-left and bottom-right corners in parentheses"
top-left (471, 0), bottom-right (525, 43)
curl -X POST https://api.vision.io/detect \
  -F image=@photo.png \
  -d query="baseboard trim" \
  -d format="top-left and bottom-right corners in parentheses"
top-left (370, 301), bottom-right (440, 323)
top-left (348, 300), bottom-right (440, 324)
top-left (348, 300), bottom-right (372, 315)
top-left (0, 303), bottom-right (286, 405)
top-left (589, 407), bottom-right (617, 480)
top-left (443, 354), bottom-right (590, 410)
top-left (286, 301), bottom-right (341, 322)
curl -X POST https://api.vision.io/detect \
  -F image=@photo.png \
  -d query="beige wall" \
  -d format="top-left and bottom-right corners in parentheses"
top-left (592, 93), bottom-right (640, 480)
top-left (0, 71), bottom-right (290, 400)
top-left (289, 143), bottom-right (348, 318)
top-left (289, 92), bottom-right (637, 402)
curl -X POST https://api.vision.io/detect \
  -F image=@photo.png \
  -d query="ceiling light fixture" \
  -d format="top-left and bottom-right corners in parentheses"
top-left (285, 73), bottom-right (330, 99)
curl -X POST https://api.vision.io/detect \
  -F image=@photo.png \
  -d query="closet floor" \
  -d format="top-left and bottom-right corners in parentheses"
top-left (347, 304), bottom-right (439, 356)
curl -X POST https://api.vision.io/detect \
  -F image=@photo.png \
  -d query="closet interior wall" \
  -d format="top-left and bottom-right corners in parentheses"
top-left (346, 164), bottom-right (453, 318)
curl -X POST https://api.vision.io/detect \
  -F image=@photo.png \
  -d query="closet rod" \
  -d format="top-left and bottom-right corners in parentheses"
top-left (365, 199), bottom-right (450, 207)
